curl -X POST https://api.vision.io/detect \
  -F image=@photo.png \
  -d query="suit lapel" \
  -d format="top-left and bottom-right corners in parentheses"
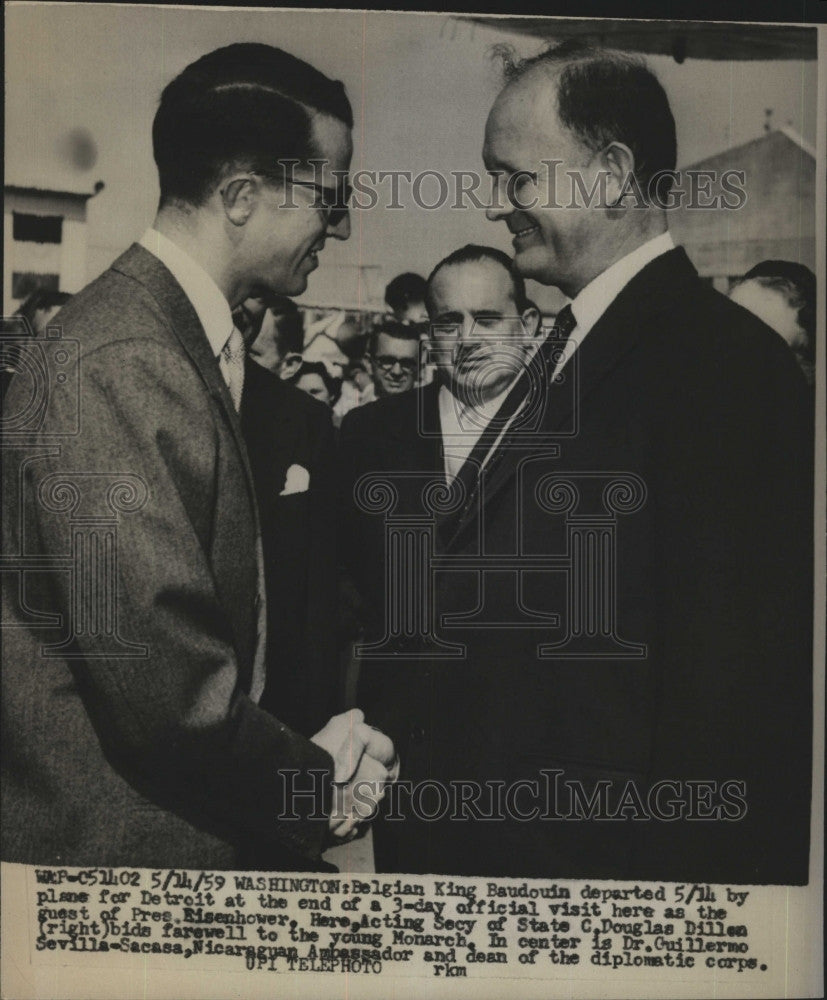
top-left (241, 359), bottom-right (301, 498)
top-left (111, 244), bottom-right (264, 695)
top-left (386, 382), bottom-right (443, 476)
top-left (111, 244), bottom-right (259, 509)
top-left (444, 248), bottom-right (697, 550)
top-left (377, 383), bottom-right (455, 544)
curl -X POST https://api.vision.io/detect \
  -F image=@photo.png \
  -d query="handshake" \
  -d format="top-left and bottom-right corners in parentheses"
top-left (311, 709), bottom-right (399, 842)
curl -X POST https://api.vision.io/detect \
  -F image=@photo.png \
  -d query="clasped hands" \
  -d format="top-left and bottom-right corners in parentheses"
top-left (311, 709), bottom-right (399, 842)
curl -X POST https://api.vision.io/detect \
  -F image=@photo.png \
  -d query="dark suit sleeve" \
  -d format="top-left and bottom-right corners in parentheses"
top-left (299, 397), bottom-right (341, 724)
top-left (23, 339), bottom-right (334, 860)
top-left (636, 313), bottom-right (813, 884)
top-left (337, 407), bottom-right (372, 590)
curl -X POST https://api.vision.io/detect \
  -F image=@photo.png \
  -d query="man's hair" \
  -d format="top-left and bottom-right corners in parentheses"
top-left (384, 273), bottom-right (427, 315)
top-left (495, 39), bottom-right (677, 197)
top-left (425, 244), bottom-right (530, 314)
top-left (740, 261), bottom-right (815, 360)
top-left (269, 297), bottom-right (305, 357)
top-left (287, 359), bottom-right (342, 405)
top-left (368, 318), bottom-right (421, 358)
top-left (153, 43), bottom-right (353, 207)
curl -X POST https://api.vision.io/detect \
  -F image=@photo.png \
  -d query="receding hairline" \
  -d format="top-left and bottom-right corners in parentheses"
top-left (427, 255), bottom-right (520, 312)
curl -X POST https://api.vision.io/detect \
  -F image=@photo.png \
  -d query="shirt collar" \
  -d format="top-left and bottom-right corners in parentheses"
top-left (569, 231), bottom-right (675, 339)
top-left (438, 379), bottom-right (512, 431)
top-left (139, 228), bottom-right (234, 357)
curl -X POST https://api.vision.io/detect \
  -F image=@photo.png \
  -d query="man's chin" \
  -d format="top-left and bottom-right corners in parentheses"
top-left (271, 269), bottom-right (310, 297)
top-left (513, 246), bottom-right (554, 284)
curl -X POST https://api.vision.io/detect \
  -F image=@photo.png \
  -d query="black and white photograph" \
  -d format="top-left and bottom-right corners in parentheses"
top-left (1, 2), bottom-right (823, 998)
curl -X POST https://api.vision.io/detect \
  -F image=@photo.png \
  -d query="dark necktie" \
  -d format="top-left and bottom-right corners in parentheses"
top-left (440, 305), bottom-right (577, 541)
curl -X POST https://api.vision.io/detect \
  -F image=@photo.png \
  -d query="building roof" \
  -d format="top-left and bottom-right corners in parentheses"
top-left (670, 129), bottom-right (815, 278)
top-left (678, 125), bottom-right (815, 171)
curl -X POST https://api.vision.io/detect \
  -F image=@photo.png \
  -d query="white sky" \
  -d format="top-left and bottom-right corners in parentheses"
top-left (5, 3), bottom-right (819, 309)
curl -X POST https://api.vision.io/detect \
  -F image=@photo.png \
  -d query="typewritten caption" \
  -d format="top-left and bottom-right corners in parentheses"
top-left (31, 868), bottom-right (770, 978)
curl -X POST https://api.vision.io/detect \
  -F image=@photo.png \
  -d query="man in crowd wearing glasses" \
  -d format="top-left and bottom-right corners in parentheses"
top-left (2, 42), bottom-right (396, 871)
top-left (364, 318), bottom-right (422, 401)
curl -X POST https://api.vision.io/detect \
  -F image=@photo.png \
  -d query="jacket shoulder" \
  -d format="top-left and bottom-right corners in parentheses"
top-left (340, 387), bottom-right (424, 440)
top-left (50, 263), bottom-right (174, 358)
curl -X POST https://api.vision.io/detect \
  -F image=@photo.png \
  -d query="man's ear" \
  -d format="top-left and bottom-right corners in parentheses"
top-left (521, 305), bottom-right (541, 338)
top-left (220, 174), bottom-right (258, 226)
top-left (602, 142), bottom-right (636, 208)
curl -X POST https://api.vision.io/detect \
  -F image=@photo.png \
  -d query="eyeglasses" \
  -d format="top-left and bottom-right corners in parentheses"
top-left (254, 172), bottom-right (352, 226)
top-left (287, 179), bottom-right (352, 221)
top-left (373, 355), bottom-right (418, 375)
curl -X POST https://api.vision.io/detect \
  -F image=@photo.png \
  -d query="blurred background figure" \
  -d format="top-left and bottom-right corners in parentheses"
top-left (366, 318), bottom-right (420, 399)
top-left (13, 289), bottom-right (73, 336)
top-left (250, 296), bottom-right (305, 376)
top-left (384, 272), bottom-right (428, 325)
top-left (286, 359), bottom-right (342, 408)
top-left (729, 261), bottom-right (816, 386)
top-left (234, 294), bottom-right (305, 377)
top-left (333, 357), bottom-right (374, 425)
top-left (302, 311), bottom-right (351, 381)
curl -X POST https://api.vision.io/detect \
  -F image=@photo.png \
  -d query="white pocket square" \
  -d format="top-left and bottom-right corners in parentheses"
top-left (280, 463), bottom-right (310, 496)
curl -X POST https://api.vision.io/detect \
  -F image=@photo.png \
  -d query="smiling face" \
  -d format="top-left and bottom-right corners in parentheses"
top-left (241, 112), bottom-right (352, 297)
top-left (428, 257), bottom-right (539, 405)
top-left (370, 332), bottom-right (420, 397)
top-left (483, 69), bottom-right (605, 298)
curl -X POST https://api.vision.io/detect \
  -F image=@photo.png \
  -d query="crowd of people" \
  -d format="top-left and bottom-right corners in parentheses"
top-left (218, 251), bottom-right (816, 430)
top-left (1, 40), bottom-right (816, 883)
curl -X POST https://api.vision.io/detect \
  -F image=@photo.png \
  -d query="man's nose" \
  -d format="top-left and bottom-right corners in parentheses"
top-left (457, 318), bottom-right (477, 343)
top-left (328, 209), bottom-right (351, 240)
top-left (485, 175), bottom-right (513, 222)
top-left (485, 200), bottom-right (512, 222)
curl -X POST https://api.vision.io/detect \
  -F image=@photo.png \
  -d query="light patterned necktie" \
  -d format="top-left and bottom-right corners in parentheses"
top-left (218, 324), bottom-right (266, 701)
top-left (219, 326), bottom-right (245, 411)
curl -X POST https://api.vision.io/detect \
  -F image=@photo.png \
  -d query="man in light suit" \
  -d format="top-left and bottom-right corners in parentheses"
top-left (342, 43), bottom-right (812, 884)
top-left (1, 43), bottom-right (395, 870)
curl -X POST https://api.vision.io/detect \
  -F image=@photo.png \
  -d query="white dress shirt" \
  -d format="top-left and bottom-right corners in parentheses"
top-left (551, 231), bottom-right (675, 378)
top-left (439, 381), bottom-right (514, 484)
top-left (139, 228), bottom-right (234, 358)
top-left (438, 334), bottom-right (543, 484)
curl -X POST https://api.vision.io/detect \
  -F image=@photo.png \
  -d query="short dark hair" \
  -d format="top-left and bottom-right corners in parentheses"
top-left (368, 318), bottom-right (421, 358)
top-left (384, 273), bottom-right (427, 315)
top-left (425, 244), bottom-right (530, 315)
top-left (495, 40), bottom-right (677, 196)
top-left (739, 260), bottom-right (816, 366)
top-left (287, 359), bottom-right (342, 405)
top-left (153, 43), bottom-right (353, 207)
top-left (270, 298), bottom-right (305, 357)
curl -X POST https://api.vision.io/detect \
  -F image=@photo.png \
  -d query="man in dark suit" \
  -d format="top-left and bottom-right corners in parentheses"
top-left (1, 43), bottom-right (395, 870)
top-left (241, 354), bottom-right (339, 738)
top-left (340, 43), bottom-right (812, 884)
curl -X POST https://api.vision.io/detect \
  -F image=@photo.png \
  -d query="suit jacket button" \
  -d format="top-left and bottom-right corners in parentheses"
top-left (410, 725), bottom-right (426, 744)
